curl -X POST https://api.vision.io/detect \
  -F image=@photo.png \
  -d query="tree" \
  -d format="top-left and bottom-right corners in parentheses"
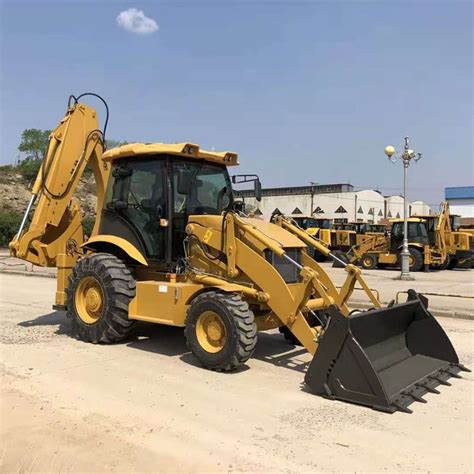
top-left (105, 139), bottom-right (129, 150)
top-left (18, 129), bottom-right (52, 161)
top-left (15, 128), bottom-right (51, 181)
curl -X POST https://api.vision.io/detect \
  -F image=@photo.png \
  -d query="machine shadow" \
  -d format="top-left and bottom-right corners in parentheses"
top-left (252, 332), bottom-right (311, 374)
top-left (127, 324), bottom-right (309, 373)
top-left (17, 312), bottom-right (310, 374)
top-left (17, 310), bottom-right (72, 336)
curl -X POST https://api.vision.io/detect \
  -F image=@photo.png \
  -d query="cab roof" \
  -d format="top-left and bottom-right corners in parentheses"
top-left (390, 217), bottom-right (426, 223)
top-left (102, 142), bottom-right (239, 167)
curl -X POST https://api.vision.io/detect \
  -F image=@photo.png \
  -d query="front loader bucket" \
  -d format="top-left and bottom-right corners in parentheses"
top-left (305, 291), bottom-right (469, 413)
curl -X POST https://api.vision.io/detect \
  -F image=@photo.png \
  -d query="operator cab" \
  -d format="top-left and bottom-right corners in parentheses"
top-left (450, 215), bottom-right (461, 231)
top-left (390, 218), bottom-right (429, 251)
top-left (294, 217), bottom-right (332, 230)
top-left (100, 143), bottom-right (256, 267)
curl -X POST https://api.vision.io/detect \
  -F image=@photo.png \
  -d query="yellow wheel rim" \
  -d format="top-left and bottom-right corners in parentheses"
top-left (363, 257), bottom-right (372, 267)
top-left (408, 255), bottom-right (415, 267)
top-left (196, 311), bottom-right (227, 353)
top-left (75, 276), bottom-right (104, 325)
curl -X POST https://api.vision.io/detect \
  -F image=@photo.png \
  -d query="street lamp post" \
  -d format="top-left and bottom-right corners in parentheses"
top-left (384, 137), bottom-right (422, 281)
top-left (310, 181), bottom-right (319, 216)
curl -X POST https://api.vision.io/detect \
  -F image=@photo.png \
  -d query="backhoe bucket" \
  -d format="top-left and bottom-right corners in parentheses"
top-left (305, 291), bottom-right (469, 413)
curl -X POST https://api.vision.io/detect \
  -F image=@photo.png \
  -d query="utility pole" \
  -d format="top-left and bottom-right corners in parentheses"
top-left (310, 181), bottom-right (318, 216)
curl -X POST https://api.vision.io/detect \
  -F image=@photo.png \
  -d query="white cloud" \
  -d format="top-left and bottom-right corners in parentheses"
top-left (116, 8), bottom-right (159, 35)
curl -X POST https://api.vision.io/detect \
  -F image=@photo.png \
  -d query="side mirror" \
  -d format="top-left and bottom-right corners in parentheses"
top-left (254, 179), bottom-right (262, 202)
top-left (231, 174), bottom-right (262, 201)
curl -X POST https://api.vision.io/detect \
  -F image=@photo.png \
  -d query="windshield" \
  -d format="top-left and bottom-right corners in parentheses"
top-left (171, 160), bottom-right (233, 215)
top-left (408, 222), bottom-right (428, 238)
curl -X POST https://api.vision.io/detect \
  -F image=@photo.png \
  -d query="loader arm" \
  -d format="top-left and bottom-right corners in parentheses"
top-left (343, 233), bottom-right (387, 264)
top-left (9, 98), bottom-right (109, 305)
top-left (186, 212), bottom-right (381, 355)
top-left (274, 216), bottom-right (382, 308)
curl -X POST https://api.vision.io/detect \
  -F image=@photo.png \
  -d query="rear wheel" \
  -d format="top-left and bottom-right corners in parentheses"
top-left (397, 248), bottom-right (423, 272)
top-left (66, 253), bottom-right (136, 343)
top-left (361, 253), bottom-right (378, 270)
top-left (185, 292), bottom-right (257, 371)
top-left (447, 256), bottom-right (458, 270)
top-left (434, 255), bottom-right (451, 270)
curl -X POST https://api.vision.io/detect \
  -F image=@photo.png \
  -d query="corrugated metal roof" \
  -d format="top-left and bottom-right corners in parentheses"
top-left (445, 186), bottom-right (474, 200)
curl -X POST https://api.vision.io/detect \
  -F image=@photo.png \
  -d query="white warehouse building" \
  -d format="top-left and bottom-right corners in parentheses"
top-left (240, 183), bottom-right (430, 223)
top-left (445, 186), bottom-right (474, 225)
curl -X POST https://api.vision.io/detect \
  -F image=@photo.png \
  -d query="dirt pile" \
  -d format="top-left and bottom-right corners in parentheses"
top-left (0, 170), bottom-right (97, 218)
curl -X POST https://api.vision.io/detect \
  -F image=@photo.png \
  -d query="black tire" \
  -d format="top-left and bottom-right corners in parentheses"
top-left (332, 250), bottom-right (348, 268)
top-left (279, 326), bottom-right (301, 345)
top-left (66, 253), bottom-right (136, 343)
top-left (279, 312), bottom-right (320, 346)
top-left (361, 253), bottom-right (378, 270)
top-left (432, 255), bottom-right (451, 271)
top-left (313, 251), bottom-right (327, 262)
top-left (185, 291), bottom-right (257, 371)
top-left (398, 247), bottom-right (423, 272)
top-left (447, 256), bottom-right (458, 270)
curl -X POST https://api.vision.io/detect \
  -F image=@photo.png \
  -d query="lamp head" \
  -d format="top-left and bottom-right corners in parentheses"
top-left (384, 145), bottom-right (396, 158)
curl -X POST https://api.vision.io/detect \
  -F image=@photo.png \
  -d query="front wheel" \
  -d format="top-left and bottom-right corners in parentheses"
top-left (185, 292), bottom-right (257, 371)
top-left (66, 253), bottom-right (136, 343)
top-left (361, 253), bottom-right (378, 270)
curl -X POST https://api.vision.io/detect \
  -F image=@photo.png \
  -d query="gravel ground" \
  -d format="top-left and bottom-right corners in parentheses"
top-left (1, 273), bottom-right (473, 472)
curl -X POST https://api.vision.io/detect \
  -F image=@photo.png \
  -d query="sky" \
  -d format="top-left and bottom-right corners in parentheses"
top-left (0, 0), bottom-right (472, 207)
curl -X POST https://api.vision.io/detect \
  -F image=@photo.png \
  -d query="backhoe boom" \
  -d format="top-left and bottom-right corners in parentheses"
top-left (9, 98), bottom-right (109, 305)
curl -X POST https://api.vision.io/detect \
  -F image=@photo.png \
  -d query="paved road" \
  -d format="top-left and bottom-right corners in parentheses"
top-left (2, 254), bottom-right (473, 318)
top-left (1, 273), bottom-right (473, 472)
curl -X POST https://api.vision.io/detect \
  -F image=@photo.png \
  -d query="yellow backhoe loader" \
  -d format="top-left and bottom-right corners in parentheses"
top-left (342, 217), bottom-right (448, 271)
top-left (284, 216), bottom-right (331, 261)
top-left (9, 94), bottom-right (469, 413)
top-left (418, 203), bottom-right (473, 270)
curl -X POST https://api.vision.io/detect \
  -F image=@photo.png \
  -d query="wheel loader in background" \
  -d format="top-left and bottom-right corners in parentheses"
top-left (341, 217), bottom-right (448, 271)
top-left (290, 217), bottom-right (360, 261)
top-left (9, 93), bottom-right (469, 413)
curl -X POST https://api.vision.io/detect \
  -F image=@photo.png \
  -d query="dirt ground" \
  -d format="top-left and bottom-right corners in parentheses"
top-left (1, 273), bottom-right (473, 473)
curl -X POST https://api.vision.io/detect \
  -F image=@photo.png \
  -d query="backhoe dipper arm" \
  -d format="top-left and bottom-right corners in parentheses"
top-left (9, 100), bottom-right (109, 270)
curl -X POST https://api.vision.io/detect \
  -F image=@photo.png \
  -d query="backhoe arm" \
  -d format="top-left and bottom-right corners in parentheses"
top-left (10, 100), bottom-right (108, 267)
top-left (9, 99), bottom-right (109, 307)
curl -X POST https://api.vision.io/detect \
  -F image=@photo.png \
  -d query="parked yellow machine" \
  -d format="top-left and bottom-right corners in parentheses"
top-left (420, 204), bottom-right (473, 269)
top-left (406, 203), bottom-right (472, 270)
top-left (342, 217), bottom-right (448, 271)
top-left (286, 216), bottom-right (331, 261)
top-left (9, 94), bottom-right (469, 413)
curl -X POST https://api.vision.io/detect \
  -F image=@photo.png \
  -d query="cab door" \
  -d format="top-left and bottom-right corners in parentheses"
top-left (100, 158), bottom-right (168, 263)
